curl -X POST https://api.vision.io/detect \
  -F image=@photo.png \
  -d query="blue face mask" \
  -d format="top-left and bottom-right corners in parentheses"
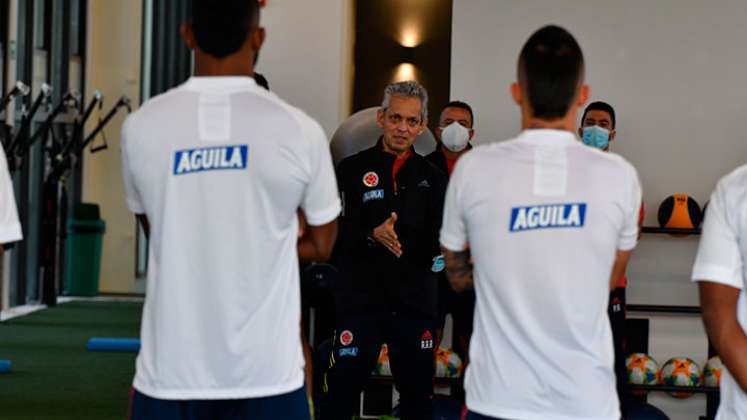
top-left (581, 126), bottom-right (610, 150)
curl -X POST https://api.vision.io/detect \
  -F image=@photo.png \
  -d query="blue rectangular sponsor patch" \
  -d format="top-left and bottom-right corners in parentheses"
top-left (362, 189), bottom-right (384, 203)
top-left (173, 144), bottom-right (248, 175)
top-left (338, 347), bottom-right (359, 357)
top-left (509, 203), bottom-right (587, 232)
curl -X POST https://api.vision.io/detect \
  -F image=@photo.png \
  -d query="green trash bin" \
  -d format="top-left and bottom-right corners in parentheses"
top-left (64, 203), bottom-right (106, 296)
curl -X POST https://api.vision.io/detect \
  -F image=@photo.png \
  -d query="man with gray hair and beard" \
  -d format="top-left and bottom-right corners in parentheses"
top-left (319, 80), bottom-right (447, 420)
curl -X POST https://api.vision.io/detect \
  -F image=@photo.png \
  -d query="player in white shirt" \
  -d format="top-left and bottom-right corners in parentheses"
top-left (440, 25), bottom-right (641, 420)
top-left (0, 142), bottom-right (22, 255)
top-left (121, 1), bottom-right (340, 419)
top-left (693, 165), bottom-right (747, 420)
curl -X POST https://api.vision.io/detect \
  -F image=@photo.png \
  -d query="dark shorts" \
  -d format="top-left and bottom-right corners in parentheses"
top-left (129, 386), bottom-right (310, 420)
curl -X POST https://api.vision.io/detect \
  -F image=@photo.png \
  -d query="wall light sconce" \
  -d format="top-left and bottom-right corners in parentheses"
top-left (400, 29), bottom-right (419, 48)
top-left (394, 63), bottom-right (416, 82)
top-left (400, 46), bottom-right (417, 63)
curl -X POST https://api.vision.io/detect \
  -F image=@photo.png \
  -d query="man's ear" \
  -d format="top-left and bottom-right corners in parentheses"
top-left (180, 23), bottom-right (196, 50)
top-left (419, 117), bottom-right (428, 134)
top-left (251, 26), bottom-right (266, 53)
top-left (578, 127), bottom-right (584, 137)
top-left (510, 82), bottom-right (522, 106)
top-left (468, 129), bottom-right (475, 140)
top-left (609, 129), bottom-right (617, 142)
top-left (376, 109), bottom-right (386, 129)
top-left (576, 84), bottom-right (590, 107)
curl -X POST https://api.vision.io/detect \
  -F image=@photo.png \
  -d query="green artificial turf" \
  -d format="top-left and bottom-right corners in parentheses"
top-left (0, 301), bottom-right (405, 420)
top-left (0, 300), bottom-right (142, 420)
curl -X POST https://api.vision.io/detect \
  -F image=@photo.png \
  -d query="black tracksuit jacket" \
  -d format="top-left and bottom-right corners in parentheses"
top-left (424, 143), bottom-right (472, 173)
top-left (334, 140), bottom-right (447, 319)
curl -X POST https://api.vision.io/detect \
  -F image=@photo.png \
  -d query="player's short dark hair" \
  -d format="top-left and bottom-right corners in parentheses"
top-left (581, 101), bottom-right (616, 129)
top-left (518, 25), bottom-right (584, 120)
top-left (191, 0), bottom-right (260, 59)
top-left (440, 101), bottom-right (474, 127)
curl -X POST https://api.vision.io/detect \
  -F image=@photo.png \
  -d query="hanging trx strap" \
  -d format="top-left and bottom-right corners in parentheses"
top-left (89, 95), bottom-right (108, 153)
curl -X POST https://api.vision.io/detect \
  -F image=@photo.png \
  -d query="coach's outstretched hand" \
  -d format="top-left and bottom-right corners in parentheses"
top-left (373, 212), bottom-right (402, 257)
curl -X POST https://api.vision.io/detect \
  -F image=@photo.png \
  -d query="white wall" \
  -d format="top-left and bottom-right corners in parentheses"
top-left (83, 0), bottom-right (142, 294)
top-left (452, 1), bottom-right (747, 418)
top-left (256, 0), bottom-right (353, 137)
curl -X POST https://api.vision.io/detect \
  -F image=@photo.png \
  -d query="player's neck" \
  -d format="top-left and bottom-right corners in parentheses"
top-left (522, 109), bottom-right (577, 133)
top-left (193, 49), bottom-right (255, 78)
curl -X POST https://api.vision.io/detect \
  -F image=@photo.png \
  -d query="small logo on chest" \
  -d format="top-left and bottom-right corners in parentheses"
top-left (363, 189), bottom-right (385, 203)
top-left (363, 171), bottom-right (379, 187)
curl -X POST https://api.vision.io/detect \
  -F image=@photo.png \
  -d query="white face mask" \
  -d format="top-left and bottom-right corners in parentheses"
top-left (440, 122), bottom-right (470, 152)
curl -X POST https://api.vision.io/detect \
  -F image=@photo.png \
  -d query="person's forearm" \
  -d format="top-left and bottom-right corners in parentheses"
top-left (444, 248), bottom-right (473, 292)
top-left (703, 308), bottom-right (747, 392)
top-left (608, 250), bottom-right (632, 291)
top-left (298, 237), bottom-right (330, 263)
top-left (297, 220), bottom-right (338, 263)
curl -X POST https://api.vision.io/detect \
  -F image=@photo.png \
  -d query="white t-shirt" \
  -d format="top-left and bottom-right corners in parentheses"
top-left (121, 76), bottom-right (341, 400)
top-left (691, 164), bottom-right (747, 420)
top-left (0, 144), bottom-right (22, 244)
top-left (440, 129), bottom-right (641, 420)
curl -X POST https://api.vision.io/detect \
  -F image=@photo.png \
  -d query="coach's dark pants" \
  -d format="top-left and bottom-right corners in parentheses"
top-left (129, 386), bottom-right (309, 420)
top-left (318, 314), bottom-right (435, 420)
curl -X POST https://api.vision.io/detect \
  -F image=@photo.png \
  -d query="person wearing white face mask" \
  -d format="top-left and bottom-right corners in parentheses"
top-left (428, 101), bottom-right (475, 176)
top-left (426, 101), bottom-right (476, 393)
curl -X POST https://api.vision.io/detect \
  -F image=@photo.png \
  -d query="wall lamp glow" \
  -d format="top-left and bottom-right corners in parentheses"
top-left (394, 63), bottom-right (416, 82)
top-left (400, 28), bottom-right (420, 48)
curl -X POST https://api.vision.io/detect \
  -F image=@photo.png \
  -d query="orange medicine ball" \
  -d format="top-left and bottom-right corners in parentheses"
top-left (657, 194), bottom-right (703, 229)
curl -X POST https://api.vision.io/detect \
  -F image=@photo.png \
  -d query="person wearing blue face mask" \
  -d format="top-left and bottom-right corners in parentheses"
top-left (579, 100), bottom-right (645, 418)
top-left (579, 101), bottom-right (616, 151)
